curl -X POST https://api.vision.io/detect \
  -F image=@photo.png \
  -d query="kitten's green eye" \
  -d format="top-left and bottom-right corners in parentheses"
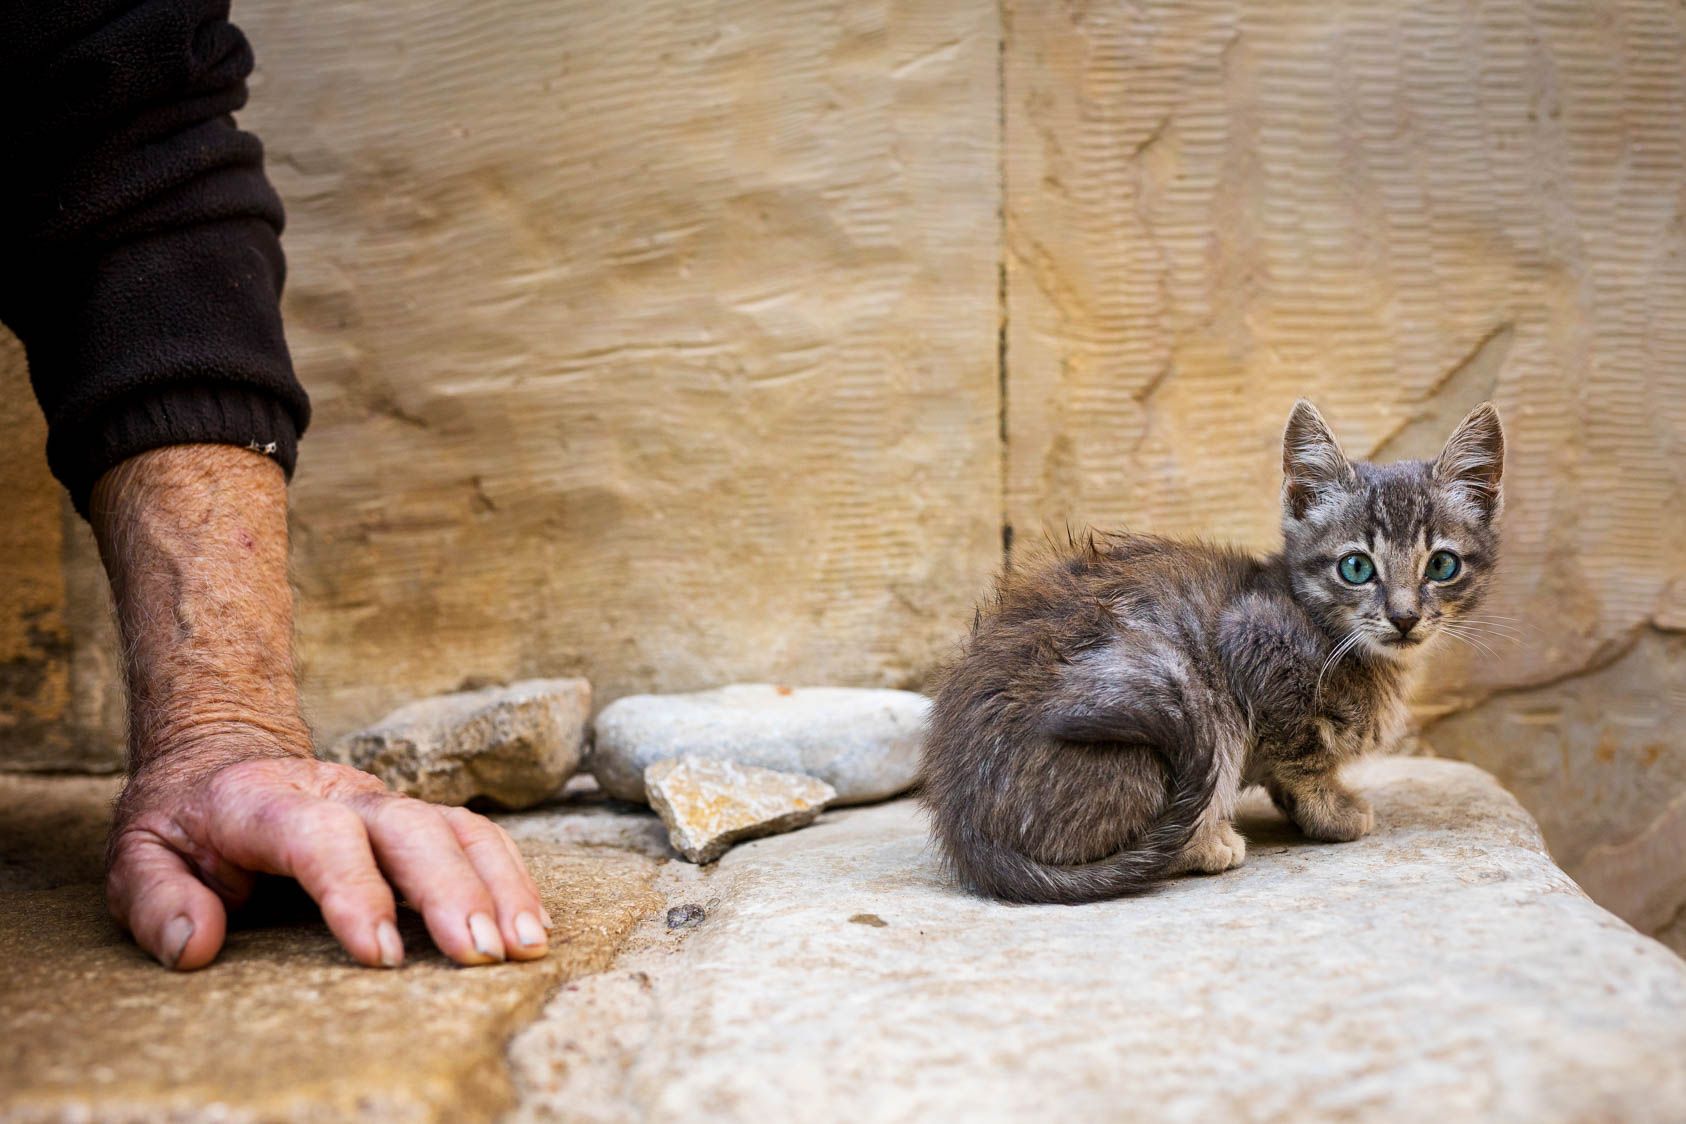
top-left (1338, 553), bottom-right (1375, 584)
top-left (1426, 549), bottom-right (1461, 582)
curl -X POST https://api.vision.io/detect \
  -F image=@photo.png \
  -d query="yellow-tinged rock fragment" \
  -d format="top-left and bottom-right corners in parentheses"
top-left (645, 755), bottom-right (836, 864)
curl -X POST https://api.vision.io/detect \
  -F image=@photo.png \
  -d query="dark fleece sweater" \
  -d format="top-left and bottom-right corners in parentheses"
top-left (0, 0), bottom-right (308, 516)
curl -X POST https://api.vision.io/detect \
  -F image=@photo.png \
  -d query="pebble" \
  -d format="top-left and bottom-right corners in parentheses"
top-left (645, 755), bottom-right (836, 863)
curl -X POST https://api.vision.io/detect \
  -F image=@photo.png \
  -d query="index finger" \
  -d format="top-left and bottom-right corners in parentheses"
top-left (210, 790), bottom-right (403, 968)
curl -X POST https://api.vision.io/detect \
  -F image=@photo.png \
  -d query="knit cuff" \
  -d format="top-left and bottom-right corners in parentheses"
top-left (52, 383), bottom-right (302, 518)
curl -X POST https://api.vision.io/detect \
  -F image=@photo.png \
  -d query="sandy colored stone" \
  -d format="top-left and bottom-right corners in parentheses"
top-left (234, 0), bottom-right (1002, 744)
top-left (1425, 628), bottom-right (1686, 957)
top-left (0, 333), bottom-right (79, 773)
top-left (593, 684), bottom-right (927, 805)
top-left (1570, 786), bottom-right (1686, 959)
top-left (508, 757), bottom-right (1686, 1122)
top-left (645, 755), bottom-right (835, 863)
top-left (325, 678), bottom-right (590, 809)
top-left (0, 773), bottom-right (663, 1123)
top-left (1002, 0), bottom-right (1686, 945)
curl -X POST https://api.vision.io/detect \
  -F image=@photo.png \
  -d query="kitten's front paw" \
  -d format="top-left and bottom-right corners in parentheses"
top-left (1173, 821), bottom-right (1248, 875)
top-left (1294, 790), bottom-right (1374, 843)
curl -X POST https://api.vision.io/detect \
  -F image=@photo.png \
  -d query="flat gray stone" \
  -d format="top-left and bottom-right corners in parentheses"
top-left (508, 757), bottom-right (1686, 1122)
top-left (590, 684), bottom-right (928, 805)
top-left (646, 755), bottom-right (836, 863)
top-left (326, 678), bottom-right (590, 809)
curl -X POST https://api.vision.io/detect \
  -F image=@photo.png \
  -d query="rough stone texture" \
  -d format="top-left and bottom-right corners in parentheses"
top-left (645, 755), bottom-right (835, 863)
top-left (507, 757), bottom-right (1686, 1122)
top-left (0, 772), bottom-right (664, 1123)
top-left (0, 334), bottom-right (77, 772)
top-left (1002, 0), bottom-right (1686, 949)
top-left (592, 684), bottom-right (927, 805)
top-left (325, 678), bottom-right (590, 809)
top-left (1427, 628), bottom-right (1686, 957)
top-left (243, 0), bottom-right (1001, 742)
top-left (0, 284), bottom-right (125, 777)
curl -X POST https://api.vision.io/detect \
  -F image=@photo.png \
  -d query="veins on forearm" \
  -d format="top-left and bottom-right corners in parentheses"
top-left (91, 445), bottom-right (311, 768)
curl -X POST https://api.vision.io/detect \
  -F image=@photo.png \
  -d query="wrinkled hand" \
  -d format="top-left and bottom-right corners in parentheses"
top-left (107, 732), bottom-right (552, 971)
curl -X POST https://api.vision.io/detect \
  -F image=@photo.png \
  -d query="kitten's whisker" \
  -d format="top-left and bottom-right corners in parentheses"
top-left (1449, 626), bottom-right (1522, 644)
top-left (1455, 613), bottom-right (1528, 629)
top-left (1439, 631), bottom-right (1493, 660)
top-left (1436, 628), bottom-right (1492, 658)
top-left (1446, 620), bottom-right (1524, 643)
top-left (1456, 617), bottom-right (1530, 638)
top-left (1457, 615), bottom-right (1533, 633)
top-left (1437, 625), bottom-right (1500, 659)
top-left (1314, 629), bottom-right (1363, 708)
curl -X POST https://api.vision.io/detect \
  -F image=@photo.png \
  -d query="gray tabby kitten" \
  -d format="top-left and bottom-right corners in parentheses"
top-left (922, 400), bottom-right (1505, 904)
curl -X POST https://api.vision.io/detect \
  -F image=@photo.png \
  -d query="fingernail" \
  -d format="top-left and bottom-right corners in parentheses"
top-left (515, 912), bottom-right (547, 948)
top-left (376, 920), bottom-right (404, 969)
top-left (468, 912), bottom-right (505, 961)
top-left (162, 915), bottom-right (194, 969)
top-left (539, 905), bottom-right (555, 931)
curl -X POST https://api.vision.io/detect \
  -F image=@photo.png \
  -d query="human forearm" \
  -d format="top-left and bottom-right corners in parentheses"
top-left (91, 444), bottom-right (309, 766)
top-left (92, 446), bottom-right (550, 971)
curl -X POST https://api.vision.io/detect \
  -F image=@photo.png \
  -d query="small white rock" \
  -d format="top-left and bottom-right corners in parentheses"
top-left (591, 684), bottom-right (928, 805)
top-left (326, 679), bottom-right (589, 809)
top-left (645, 755), bottom-right (836, 864)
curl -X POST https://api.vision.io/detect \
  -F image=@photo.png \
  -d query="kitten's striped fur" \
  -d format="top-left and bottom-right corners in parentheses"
top-left (921, 400), bottom-right (1505, 904)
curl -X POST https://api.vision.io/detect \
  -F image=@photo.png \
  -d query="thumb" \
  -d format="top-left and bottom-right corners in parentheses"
top-left (107, 830), bottom-right (228, 971)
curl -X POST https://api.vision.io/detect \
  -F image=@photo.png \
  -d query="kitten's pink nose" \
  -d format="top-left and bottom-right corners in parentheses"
top-left (1388, 609), bottom-right (1421, 637)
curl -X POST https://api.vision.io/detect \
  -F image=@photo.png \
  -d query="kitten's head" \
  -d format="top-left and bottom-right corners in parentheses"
top-left (1280, 399), bottom-right (1505, 660)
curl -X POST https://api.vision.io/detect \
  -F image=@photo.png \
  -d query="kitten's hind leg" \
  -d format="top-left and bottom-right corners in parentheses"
top-left (1168, 724), bottom-right (1248, 875)
top-left (1169, 820), bottom-right (1247, 874)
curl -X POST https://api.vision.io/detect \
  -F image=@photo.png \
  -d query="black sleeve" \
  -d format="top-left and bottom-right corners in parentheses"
top-left (0, 0), bottom-right (310, 517)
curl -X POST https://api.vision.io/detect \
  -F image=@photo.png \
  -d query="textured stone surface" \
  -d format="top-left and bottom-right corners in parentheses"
top-left (325, 678), bottom-right (590, 809)
top-left (7, 750), bottom-right (1684, 1121)
top-left (242, 0), bottom-right (1002, 742)
top-left (508, 757), bottom-right (1686, 1122)
top-left (0, 772), bottom-right (664, 1123)
top-left (1002, 0), bottom-right (1686, 947)
top-left (646, 755), bottom-right (835, 863)
top-left (592, 684), bottom-right (927, 805)
top-left (0, 334), bottom-right (77, 772)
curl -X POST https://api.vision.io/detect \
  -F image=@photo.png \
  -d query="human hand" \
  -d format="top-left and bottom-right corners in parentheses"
top-left (91, 445), bottom-right (549, 970)
top-left (108, 729), bottom-right (552, 970)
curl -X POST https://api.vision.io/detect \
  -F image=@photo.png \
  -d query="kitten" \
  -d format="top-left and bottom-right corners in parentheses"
top-left (921, 400), bottom-right (1505, 904)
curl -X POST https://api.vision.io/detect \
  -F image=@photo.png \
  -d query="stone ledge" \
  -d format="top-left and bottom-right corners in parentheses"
top-left (0, 775), bottom-right (661, 1123)
top-left (507, 757), bottom-right (1686, 1123)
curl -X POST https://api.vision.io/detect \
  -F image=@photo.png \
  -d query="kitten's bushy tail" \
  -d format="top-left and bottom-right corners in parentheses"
top-left (940, 706), bottom-right (1221, 905)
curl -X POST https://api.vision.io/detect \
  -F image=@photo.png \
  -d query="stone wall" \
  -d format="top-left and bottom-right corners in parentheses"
top-left (0, 0), bottom-right (1680, 951)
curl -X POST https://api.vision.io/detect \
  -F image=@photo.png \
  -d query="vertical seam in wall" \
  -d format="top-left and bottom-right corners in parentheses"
top-left (996, 1), bottom-right (1013, 568)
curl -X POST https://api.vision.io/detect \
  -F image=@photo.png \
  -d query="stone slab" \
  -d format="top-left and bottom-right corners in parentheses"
top-left (508, 757), bottom-right (1686, 1122)
top-left (0, 774), bottom-right (663, 1123)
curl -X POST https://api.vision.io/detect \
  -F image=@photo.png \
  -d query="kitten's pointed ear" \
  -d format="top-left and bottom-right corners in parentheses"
top-left (1434, 402), bottom-right (1505, 520)
top-left (1282, 399), bottom-right (1353, 520)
